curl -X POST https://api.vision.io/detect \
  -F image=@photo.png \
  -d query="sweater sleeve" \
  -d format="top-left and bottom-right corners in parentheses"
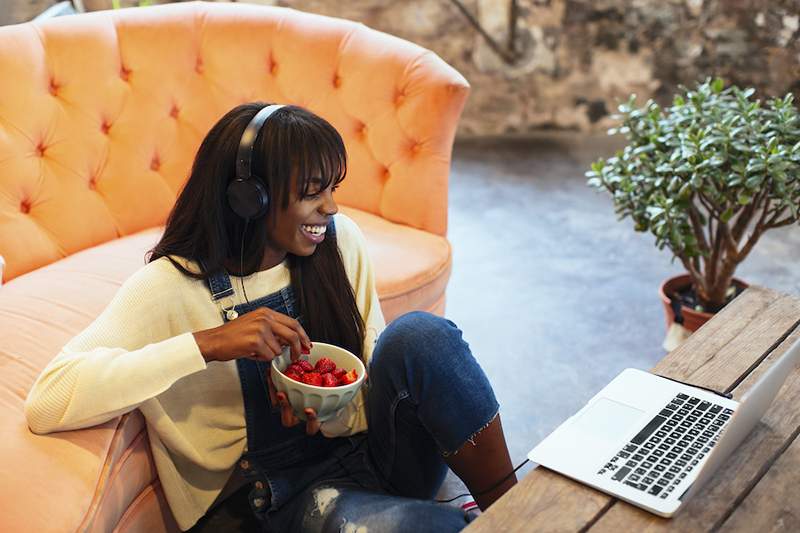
top-left (320, 214), bottom-right (386, 438)
top-left (24, 262), bottom-right (208, 434)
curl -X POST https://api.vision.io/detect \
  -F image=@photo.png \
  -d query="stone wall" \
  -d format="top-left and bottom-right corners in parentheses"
top-left (267, 0), bottom-right (800, 136)
top-left (5, 0), bottom-right (800, 136)
top-left (0, 0), bottom-right (61, 25)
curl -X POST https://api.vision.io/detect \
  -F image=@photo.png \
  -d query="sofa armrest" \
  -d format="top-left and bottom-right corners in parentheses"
top-left (330, 20), bottom-right (471, 236)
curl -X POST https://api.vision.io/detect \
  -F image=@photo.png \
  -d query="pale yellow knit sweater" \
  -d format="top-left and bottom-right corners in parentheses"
top-left (24, 213), bottom-right (385, 531)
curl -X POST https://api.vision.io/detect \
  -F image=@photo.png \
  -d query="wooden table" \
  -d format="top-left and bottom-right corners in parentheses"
top-left (467, 286), bottom-right (800, 532)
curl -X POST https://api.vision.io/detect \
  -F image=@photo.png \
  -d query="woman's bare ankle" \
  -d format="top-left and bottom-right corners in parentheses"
top-left (444, 414), bottom-right (517, 510)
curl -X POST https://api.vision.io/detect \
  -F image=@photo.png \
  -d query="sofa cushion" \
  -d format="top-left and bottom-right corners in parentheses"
top-left (340, 206), bottom-right (451, 322)
top-left (0, 206), bottom-right (449, 531)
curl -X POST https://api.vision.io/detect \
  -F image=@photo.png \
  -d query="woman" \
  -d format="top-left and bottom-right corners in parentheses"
top-left (24, 103), bottom-right (516, 532)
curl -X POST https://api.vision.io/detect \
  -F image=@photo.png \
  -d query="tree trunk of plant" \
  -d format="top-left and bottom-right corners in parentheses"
top-left (698, 259), bottom-right (737, 312)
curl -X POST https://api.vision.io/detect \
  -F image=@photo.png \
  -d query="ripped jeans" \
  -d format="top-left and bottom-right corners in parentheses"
top-left (246, 311), bottom-right (500, 533)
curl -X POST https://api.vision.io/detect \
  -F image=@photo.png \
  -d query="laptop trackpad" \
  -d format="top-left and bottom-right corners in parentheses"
top-left (572, 397), bottom-right (646, 445)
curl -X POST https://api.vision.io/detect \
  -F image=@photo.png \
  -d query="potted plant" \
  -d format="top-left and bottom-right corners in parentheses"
top-left (71, 0), bottom-right (155, 13)
top-left (587, 78), bottom-right (800, 334)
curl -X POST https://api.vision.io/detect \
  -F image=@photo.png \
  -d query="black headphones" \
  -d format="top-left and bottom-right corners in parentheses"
top-left (226, 104), bottom-right (286, 220)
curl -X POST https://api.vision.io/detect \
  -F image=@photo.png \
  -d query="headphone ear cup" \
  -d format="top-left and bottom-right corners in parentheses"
top-left (227, 178), bottom-right (269, 219)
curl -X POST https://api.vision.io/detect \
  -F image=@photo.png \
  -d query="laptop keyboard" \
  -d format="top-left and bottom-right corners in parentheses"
top-left (596, 393), bottom-right (733, 499)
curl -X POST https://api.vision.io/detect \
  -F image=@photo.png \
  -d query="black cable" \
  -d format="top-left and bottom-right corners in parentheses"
top-left (654, 373), bottom-right (733, 399)
top-left (311, 437), bottom-right (530, 507)
top-left (240, 218), bottom-right (249, 304)
top-left (434, 458), bottom-right (530, 503)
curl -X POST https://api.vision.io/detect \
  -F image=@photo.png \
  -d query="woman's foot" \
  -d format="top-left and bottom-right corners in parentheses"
top-left (461, 500), bottom-right (482, 521)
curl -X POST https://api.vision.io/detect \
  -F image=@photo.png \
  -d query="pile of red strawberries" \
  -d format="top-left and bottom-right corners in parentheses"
top-left (282, 357), bottom-right (358, 387)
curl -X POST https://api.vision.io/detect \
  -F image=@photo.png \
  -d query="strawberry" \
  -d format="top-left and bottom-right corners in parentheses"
top-left (333, 368), bottom-right (347, 379)
top-left (297, 360), bottom-right (315, 373)
top-left (301, 372), bottom-right (323, 386)
top-left (315, 357), bottom-right (336, 374)
top-left (321, 373), bottom-right (339, 387)
top-left (340, 369), bottom-right (359, 385)
top-left (286, 363), bottom-right (305, 375)
top-left (284, 371), bottom-right (303, 383)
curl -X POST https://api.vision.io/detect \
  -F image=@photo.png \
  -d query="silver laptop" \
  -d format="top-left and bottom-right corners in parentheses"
top-left (528, 336), bottom-right (800, 517)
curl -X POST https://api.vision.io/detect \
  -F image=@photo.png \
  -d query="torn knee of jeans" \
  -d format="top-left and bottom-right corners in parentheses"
top-left (339, 518), bottom-right (369, 533)
top-left (441, 411), bottom-right (499, 457)
top-left (310, 487), bottom-right (340, 517)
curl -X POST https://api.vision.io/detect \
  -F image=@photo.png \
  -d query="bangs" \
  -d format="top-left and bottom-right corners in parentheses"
top-left (291, 115), bottom-right (347, 199)
top-left (253, 105), bottom-right (348, 219)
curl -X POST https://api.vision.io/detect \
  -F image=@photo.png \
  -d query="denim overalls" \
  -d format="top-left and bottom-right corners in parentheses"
top-left (200, 232), bottom-right (386, 531)
top-left (197, 224), bottom-right (496, 531)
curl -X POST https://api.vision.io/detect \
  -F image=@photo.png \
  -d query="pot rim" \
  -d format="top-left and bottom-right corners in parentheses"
top-left (659, 273), bottom-right (749, 318)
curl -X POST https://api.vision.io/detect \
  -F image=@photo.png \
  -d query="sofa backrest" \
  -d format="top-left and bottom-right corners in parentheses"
top-left (0, 1), bottom-right (468, 282)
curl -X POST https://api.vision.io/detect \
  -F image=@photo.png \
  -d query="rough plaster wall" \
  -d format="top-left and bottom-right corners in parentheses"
top-left (5, 0), bottom-right (800, 135)
top-left (0, 0), bottom-right (60, 25)
top-left (264, 0), bottom-right (800, 136)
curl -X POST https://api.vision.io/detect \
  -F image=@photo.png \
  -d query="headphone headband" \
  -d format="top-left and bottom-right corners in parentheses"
top-left (235, 104), bottom-right (285, 182)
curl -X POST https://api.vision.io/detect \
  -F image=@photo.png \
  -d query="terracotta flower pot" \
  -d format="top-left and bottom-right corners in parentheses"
top-left (659, 274), bottom-right (749, 333)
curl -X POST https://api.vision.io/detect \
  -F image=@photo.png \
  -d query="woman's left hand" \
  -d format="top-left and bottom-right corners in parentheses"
top-left (267, 373), bottom-right (320, 435)
top-left (276, 391), bottom-right (320, 435)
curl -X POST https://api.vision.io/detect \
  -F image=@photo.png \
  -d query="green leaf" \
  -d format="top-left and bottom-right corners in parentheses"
top-left (745, 174), bottom-right (765, 188)
top-left (711, 78), bottom-right (725, 94)
top-left (721, 207), bottom-right (735, 223)
top-left (737, 194), bottom-right (752, 205)
top-left (727, 175), bottom-right (744, 186)
top-left (633, 144), bottom-right (656, 156)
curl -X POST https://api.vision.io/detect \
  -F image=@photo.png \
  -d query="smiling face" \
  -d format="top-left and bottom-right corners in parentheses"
top-left (259, 175), bottom-right (339, 270)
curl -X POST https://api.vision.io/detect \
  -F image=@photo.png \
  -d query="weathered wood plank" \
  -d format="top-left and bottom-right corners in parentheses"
top-left (720, 429), bottom-right (800, 532)
top-left (590, 327), bottom-right (800, 532)
top-left (462, 468), bottom-right (611, 533)
top-left (648, 287), bottom-right (800, 396)
top-left (466, 287), bottom-right (800, 533)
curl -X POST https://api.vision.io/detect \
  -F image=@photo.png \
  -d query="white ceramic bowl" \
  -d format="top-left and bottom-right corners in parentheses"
top-left (270, 342), bottom-right (366, 422)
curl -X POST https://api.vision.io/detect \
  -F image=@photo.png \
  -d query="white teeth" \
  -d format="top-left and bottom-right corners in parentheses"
top-left (302, 225), bottom-right (327, 236)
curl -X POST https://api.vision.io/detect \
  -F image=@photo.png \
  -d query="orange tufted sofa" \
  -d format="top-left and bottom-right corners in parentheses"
top-left (0, 2), bottom-right (469, 531)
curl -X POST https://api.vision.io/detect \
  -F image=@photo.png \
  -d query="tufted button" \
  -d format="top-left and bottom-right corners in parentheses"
top-left (35, 141), bottom-right (46, 157)
top-left (120, 65), bottom-right (131, 82)
top-left (254, 481), bottom-right (264, 490)
top-left (252, 497), bottom-right (265, 508)
top-left (150, 154), bottom-right (161, 171)
top-left (48, 79), bottom-right (60, 97)
top-left (100, 120), bottom-right (112, 135)
top-left (169, 104), bottom-right (180, 119)
top-left (410, 141), bottom-right (421, 154)
top-left (19, 200), bottom-right (31, 214)
top-left (332, 74), bottom-right (341, 88)
top-left (394, 90), bottom-right (406, 106)
top-left (88, 176), bottom-right (98, 190)
top-left (239, 459), bottom-right (250, 470)
top-left (195, 57), bottom-right (204, 74)
top-left (382, 167), bottom-right (391, 180)
top-left (356, 122), bottom-right (367, 136)
top-left (269, 61), bottom-right (278, 75)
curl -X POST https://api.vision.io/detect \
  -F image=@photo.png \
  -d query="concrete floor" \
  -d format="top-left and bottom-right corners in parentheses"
top-left (436, 133), bottom-right (800, 502)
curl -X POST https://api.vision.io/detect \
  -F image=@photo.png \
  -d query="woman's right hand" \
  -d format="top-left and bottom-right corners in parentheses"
top-left (192, 307), bottom-right (311, 363)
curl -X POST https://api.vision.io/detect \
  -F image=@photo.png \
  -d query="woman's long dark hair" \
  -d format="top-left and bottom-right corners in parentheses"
top-left (147, 103), bottom-right (365, 360)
